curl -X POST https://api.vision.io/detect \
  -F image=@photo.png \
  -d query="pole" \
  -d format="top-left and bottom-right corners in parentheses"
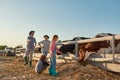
top-left (111, 35), bottom-right (115, 63)
top-left (75, 39), bottom-right (78, 58)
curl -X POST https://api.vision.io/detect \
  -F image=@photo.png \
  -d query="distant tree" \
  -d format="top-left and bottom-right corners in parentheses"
top-left (0, 45), bottom-right (7, 50)
top-left (14, 45), bottom-right (23, 49)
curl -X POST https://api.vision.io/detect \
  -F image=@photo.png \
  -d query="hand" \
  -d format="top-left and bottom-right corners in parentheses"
top-left (60, 52), bottom-right (63, 55)
top-left (57, 51), bottom-right (63, 55)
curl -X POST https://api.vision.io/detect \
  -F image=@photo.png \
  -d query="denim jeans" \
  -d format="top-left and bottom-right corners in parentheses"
top-left (25, 48), bottom-right (34, 61)
top-left (42, 50), bottom-right (48, 56)
top-left (50, 50), bottom-right (56, 69)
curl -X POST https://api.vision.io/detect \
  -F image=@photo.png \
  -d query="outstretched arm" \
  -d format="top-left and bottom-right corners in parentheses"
top-left (56, 47), bottom-right (63, 54)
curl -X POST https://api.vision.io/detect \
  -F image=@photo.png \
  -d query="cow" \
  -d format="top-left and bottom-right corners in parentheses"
top-left (78, 33), bottom-right (120, 62)
top-left (78, 41), bottom-right (110, 61)
top-left (58, 37), bottom-right (90, 54)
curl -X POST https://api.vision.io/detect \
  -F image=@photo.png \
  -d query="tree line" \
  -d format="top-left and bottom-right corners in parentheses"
top-left (0, 45), bottom-right (23, 50)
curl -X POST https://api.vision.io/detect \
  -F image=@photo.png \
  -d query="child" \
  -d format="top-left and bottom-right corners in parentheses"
top-left (35, 55), bottom-right (49, 74)
top-left (38, 35), bottom-right (50, 56)
top-left (49, 35), bottom-right (62, 76)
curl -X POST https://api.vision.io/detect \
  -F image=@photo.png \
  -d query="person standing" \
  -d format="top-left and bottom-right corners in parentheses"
top-left (24, 31), bottom-right (36, 67)
top-left (49, 35), bottom-right (59, 76)
top-left (38, 35), bottom-right (50, 56)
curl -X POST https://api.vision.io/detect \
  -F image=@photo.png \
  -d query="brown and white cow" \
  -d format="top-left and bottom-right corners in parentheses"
top-left (78, 33), bottom-right (120, 62)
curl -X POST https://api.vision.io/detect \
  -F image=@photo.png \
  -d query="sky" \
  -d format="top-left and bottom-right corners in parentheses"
top-left (0, 0), bottom-right (120, 47)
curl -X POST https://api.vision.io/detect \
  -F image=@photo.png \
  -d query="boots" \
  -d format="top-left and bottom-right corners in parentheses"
top-left (50, 68), bottom-right (58, 76)
top-left (49, 68), bottom-right (52, 75)
top-left (24, 57), bottom-right (28, 65)
top-left (29, 61), bottom-right (32, 67)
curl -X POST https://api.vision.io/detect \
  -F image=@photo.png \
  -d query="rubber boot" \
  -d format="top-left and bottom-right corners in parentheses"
top-left (49, 68), bottom-right (52, 75)
top-left (24, 57), bottom-right (28, 65)
top-left (29, 61), bottom-right (32, 67)
top-left (51, 69), bottom-right (58, 76)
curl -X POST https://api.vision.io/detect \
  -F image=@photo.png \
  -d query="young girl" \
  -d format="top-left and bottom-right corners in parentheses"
top-left (35, 55), bottom-right (49, 74)
top-left (49, 35), bottom-right (60, 76)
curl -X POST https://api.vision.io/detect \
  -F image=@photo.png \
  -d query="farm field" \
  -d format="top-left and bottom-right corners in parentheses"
top-left (0, 56), bottom-right (120, 80)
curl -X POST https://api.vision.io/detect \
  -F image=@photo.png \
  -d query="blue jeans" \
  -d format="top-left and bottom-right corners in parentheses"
top-left (42, 50), bottom-right (48, 56)
top-left (25, 48), bottom-right (34, 61)
top-left (50, 50), bottom-right (56, 69)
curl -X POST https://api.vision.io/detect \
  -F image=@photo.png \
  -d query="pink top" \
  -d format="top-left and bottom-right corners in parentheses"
top-left (50, 41), bottom-right (62, 56)
top-left (50, 41), bottom-right (56, 53)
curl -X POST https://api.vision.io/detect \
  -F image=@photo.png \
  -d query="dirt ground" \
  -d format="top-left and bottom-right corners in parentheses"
top-left (0, 56), bottom-right (120, 80)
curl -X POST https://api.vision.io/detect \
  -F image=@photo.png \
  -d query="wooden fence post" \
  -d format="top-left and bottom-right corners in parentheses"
top-left (111, 35), bottom-right (115, 63)
top-left (75, 40), bottom-right (78, 58)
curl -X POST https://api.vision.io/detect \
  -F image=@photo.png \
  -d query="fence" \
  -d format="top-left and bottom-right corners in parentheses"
top-left (60, 35), bottom-right (120, 62)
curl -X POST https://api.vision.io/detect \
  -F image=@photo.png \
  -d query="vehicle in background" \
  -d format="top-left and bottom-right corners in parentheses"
top-left (3, 47), bottom-right (16, 56)
top-left (0, 50), bottom-right (6, 56)
top-left (34, 45), bottom-right (42, 53)
top-left (16, 48), bottom-right (26, 54)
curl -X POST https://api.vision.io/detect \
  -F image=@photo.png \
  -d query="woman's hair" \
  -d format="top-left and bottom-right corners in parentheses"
top-left (29, 31), bottom-right (35, 35)
top-left (40, 55), bottom-right (46, 60)
top-left (52, 35), bottom-right (58, 41)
